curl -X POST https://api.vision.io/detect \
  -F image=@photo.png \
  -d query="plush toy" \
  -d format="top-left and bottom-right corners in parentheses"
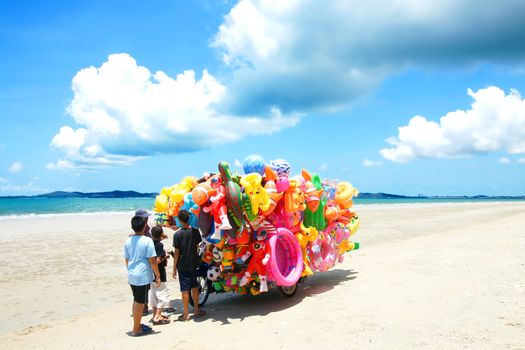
top-left (239, 228), bottom-right (271, 292)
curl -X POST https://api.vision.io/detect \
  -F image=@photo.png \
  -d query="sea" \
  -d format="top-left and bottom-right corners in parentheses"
top-left (0, 196), bottom-right (523, 218)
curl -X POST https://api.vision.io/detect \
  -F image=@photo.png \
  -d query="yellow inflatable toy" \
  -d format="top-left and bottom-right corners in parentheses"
top-left (240, 173), bottom-right (270, 215)
top-left (296, 224), bottom-right (319, 276)
top-left (154, 191), bottom-right (169, 213)
top-left (347, 213), bottom-right (360, 235)
top-left (284, 179), bottom-right (306, 214)
top-left (262, 167), bottom-right (283, 216)
top-left (334, 181), bottom-right (359, 208)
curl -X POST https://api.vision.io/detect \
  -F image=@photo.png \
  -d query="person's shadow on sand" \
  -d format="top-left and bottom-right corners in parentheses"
top-left (170, 268), bottom-right (358, 325)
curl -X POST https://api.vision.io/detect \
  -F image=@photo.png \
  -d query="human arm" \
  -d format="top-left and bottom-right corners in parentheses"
top-left (125, 258), bottom-right (129, 268)
top-left (172, 248), bottom-right (180, 279)
top-left (149, 257), bottom-right (161, 287)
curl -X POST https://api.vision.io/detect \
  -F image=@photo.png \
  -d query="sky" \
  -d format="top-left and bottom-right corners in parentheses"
top-left (1, 0), bottom-right (525, 196)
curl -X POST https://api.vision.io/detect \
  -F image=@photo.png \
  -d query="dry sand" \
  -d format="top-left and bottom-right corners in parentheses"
top-left (0, 202), bottom-right (524, 349)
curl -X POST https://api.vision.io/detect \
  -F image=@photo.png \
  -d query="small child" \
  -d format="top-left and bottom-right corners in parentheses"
top-left (149, 225), bottom-right (171, 324)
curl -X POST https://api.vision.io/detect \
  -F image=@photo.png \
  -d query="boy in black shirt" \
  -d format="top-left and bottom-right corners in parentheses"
top-left (172, 210), bottom-right (206, 321)
top-left (149, 225), bottom-right (171, 325)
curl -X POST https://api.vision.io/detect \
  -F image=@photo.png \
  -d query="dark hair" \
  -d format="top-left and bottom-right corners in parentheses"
top-left (178, 209), bottom-right (190, 224)
top-left (151, 225), bottom-right (164, 239)
top-left (131, 215), bottom-right (146, 233)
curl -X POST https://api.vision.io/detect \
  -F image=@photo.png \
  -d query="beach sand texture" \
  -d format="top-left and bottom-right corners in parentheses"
top-left (0, 202), bottom-right (524, 349)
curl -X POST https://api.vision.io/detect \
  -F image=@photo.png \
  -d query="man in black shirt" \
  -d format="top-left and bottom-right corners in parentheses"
top-left (172, 210), bottom-right (206, 321)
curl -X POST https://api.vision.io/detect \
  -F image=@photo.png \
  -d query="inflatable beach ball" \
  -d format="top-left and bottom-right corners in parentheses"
top-left (243, 154), bottom-right (266, 175)
top-left (207, 266), bottom-right (221, 281)
top-left (269, 159), bottom-right (291, 177)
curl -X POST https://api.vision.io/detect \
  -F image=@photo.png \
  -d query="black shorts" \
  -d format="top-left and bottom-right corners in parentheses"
top-left (130, 284), bottom-right (148, 304)
top-left (178, 270), bottom-right (198, 292)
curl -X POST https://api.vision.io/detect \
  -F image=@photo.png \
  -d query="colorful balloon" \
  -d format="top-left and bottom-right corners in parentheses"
top-left (242, 154), bottom-right (266, 175)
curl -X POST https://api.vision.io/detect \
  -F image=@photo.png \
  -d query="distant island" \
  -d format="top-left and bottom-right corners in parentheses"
top-left (1, 191), bottom-right (524, 200)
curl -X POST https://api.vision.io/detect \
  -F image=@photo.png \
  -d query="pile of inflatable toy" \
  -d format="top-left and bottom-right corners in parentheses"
top-left (153, 155), bottom-right (360, 295)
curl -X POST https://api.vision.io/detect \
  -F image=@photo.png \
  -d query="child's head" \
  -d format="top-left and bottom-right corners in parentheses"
top-left (178, 209), bottom-right (190, 224)
top-left (151, 225), bottom-right (164, 240)
top-left (131, 215), bottom-right (147, 233)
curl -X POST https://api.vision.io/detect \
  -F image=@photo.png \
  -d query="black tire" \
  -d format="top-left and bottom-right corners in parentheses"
top-left (279, 283), bottom-right (298, 298)
top-left (189, 276), bottom-right (211, 307)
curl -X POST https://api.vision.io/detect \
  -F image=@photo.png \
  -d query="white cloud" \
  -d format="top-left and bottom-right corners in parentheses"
top-left (0, 178), bottom-right (48, 195)
top-left (8, 162), bottom-right (23, 173)
top-left (234, 159), bottom-right (242, 168)
top-left (381, 87), bottom-right (525, 163)
top-left (518, 158), bottom-right (525, 164)
top-left (363, 159), bottom-right (382, 167)
top-left (213, 0), bottom-right (525, 114)
top-left (318, 163), bottom-right (328, 171)
top-left (50, 53), bottom-right (299, 170)
top-left (499, 157), bottom-right (511, 164)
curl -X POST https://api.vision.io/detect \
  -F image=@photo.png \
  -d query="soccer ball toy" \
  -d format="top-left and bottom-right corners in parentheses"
top-left (207, 266), bottom-right (221, 281)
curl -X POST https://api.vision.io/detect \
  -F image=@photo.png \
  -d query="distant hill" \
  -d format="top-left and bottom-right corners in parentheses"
top-left (1, 191), bottom-right (524, 200)
top-left (358, 192), bottom-right (416, 199)
top-left (0, 190), bottom-right (157, 199)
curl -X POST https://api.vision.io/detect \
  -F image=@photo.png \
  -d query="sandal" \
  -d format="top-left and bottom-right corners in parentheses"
top-left (194, 310), bottom-right (206, 318)
top-left (131, 327), bottom-right (152, 337)
top-left (152, 318), bottom-right (171, 325)
top-left (177, 314), bottom-right (190, 322)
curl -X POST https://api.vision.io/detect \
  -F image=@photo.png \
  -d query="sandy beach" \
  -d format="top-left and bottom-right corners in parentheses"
top-left (0, 202), bottom-right (524, 349)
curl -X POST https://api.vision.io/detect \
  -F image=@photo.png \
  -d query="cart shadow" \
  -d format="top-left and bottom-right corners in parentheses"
top-left (187, 268), bottom-right (358, 325)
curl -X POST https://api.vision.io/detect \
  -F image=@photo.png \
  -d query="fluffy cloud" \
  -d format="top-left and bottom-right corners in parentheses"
top-left (0, 178), bottom-right (48, 195)
top-left (8, 162), bottom-right (23, 173)
top-left (380, 87), bottom-right (525, 162)
top-left (49, 54), bottom-right (299, 169)
top-left (213, 0), bottom-right (525, 114)
top-left (498, 157), bottom-right (511, 164)
top-left (363, 159), bottom-right (382, 167)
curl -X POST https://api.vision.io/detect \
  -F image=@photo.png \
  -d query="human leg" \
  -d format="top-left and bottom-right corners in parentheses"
top-left (130, 284), bottom-right (150, 335)
top-left (178, 271), bottom-right (191, 320)
top-left (189, 271), bottom-right (205, 317)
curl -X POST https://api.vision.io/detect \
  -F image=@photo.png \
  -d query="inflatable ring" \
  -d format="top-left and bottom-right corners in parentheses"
top-left (267, 228), bottom-right (303, 286)
top-left (309, 232), bottom-right (336, 272)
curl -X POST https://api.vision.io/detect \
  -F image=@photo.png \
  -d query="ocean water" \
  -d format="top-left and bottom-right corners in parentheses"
top-left (0, 197), bottom-right (155, 217)
top-left (0, 196), bottom-right (522, 217)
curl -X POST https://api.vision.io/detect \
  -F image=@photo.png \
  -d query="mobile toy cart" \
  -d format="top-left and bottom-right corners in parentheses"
top-left (154, 156), bottom-right (360, 306)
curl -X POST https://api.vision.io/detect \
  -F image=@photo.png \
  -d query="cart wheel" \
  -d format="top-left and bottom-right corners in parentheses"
top-left (279, 283), bottom-right (298, 298)
top-left (189, 276), bottom-right (211, 307)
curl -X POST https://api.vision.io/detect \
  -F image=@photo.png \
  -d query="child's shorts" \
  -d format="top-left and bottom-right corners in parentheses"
top-left (130, 284), bottom-right (148, 304)
top-left (149, 282), bottom-right (171, 309)
top-left (178, 270), bottom-right (198, 292)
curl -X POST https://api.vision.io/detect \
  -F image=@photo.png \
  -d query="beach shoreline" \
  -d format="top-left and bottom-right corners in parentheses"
top-left (1, 202), bottom-right (524, 349)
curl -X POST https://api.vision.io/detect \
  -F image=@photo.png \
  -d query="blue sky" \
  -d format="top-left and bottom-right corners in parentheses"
top-left (1, 0), bottom-right (525, 196)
